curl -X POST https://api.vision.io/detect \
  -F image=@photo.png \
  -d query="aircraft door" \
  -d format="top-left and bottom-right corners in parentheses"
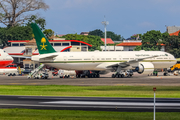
top-left (92, 56), bottom-right (95, 61)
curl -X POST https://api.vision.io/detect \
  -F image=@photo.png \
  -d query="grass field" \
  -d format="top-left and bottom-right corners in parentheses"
top-left (0, 109), bottom-right (179, 120)
top-left (0, 85), bottom-right (180, 98)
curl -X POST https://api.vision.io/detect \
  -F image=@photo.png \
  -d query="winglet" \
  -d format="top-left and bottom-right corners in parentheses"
top-left (31, 23), bottom-right (56, 54)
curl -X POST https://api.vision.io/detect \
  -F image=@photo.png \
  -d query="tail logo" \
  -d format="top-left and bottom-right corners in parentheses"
top-left (40, 37), bottom-right (47, 50)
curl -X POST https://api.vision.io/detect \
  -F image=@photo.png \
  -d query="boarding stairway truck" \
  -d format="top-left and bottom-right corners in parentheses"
top-left (27, 64), bottom-right (45, 79)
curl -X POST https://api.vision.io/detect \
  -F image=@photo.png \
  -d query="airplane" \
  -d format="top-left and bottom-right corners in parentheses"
top-left (0, 49), bottom-right (14, 67)
top-left (31, 23), bottom-right (177, 78)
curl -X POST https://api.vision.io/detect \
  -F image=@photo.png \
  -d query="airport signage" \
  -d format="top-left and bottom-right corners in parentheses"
top-left (153, 87), bottom-right (156, 91)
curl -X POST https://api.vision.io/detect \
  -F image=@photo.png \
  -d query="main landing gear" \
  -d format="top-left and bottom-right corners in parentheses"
top-left (76, 70), bottom-right (100, 78)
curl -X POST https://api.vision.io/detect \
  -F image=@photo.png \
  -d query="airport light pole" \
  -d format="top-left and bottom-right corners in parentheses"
top-left (102, 20), bottom-right (109, 51)
top-left (153, 87), bottom-right (156, 120)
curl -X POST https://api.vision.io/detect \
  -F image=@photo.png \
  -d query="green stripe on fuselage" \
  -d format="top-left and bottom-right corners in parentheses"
top-left (41, 60), bottom-right (176, 63)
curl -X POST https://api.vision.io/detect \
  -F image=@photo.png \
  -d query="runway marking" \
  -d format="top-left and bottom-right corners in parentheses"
top-left (41, 101), bottom-right (180, 106)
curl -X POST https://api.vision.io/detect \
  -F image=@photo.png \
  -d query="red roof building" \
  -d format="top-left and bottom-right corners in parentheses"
top-left (169, 30), bottom-right (180, 36)
top-left (116, 40), bottom-right (165, 51)
top-left (116, 42), bottom-right (142, 46)
top-left (101, 38), bottom-right (114, 44)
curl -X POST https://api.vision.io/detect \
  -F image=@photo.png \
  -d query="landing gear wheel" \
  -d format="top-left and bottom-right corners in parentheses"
top-left (121, 74), bottom-right (124, 78)
top-left (76, 75), bottom-right (80, 78)
top-left (112, 74), bottom-right (115, 78)
top-left (118, 74), bottom-right (121, 78)
top-left (91, 74), bottom-right (94, 78)
top-left (88, 75), bottom-right (91, 78)
top-left (94, 74), bottom-right (97, 78)
top-left (116, 74), bottom-right (119, 78)
top-left (164, 73), bottom-right (167, 76)
top-left (97, 74), bottom-right (100, 78)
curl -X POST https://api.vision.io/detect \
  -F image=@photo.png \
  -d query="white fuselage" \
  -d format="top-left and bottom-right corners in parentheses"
top-left (32, 51), bottom-right (176, 71)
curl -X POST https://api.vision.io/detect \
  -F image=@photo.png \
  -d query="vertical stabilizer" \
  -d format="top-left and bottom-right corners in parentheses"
top-left (31, 23), bottom-right (56, 54)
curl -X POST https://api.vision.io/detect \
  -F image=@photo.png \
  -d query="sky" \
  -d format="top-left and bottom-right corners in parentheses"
top-left (37, 0), bottom-right (180, 39)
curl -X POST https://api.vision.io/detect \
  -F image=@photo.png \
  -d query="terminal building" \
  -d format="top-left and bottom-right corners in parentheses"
top-left (4, 38), bottom-right (92, 69)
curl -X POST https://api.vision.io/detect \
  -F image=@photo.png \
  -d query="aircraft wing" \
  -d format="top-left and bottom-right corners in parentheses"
top-left (106, 55), bottom-right (159, 68)
top-left (10, 55), bottom-right (31, 59)
top-left (38, 53), bottom-right (59, 61)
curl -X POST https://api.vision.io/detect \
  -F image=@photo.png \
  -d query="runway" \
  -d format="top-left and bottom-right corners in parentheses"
top-left (0, 95), bottom-right (180, 112)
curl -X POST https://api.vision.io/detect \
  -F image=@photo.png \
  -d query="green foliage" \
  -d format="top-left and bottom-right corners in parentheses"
top-left (134, 46), bottom-right (142, 51)
top-left (27, 15), bottom-right (46, 30)
top-left (107, 31), bottom-right (124, 41)
top-left (0, 85), bottom-right (180, 98)
top-left (0, 15), bottom-right (47, 47)
top-left (43, 29), bottom-right (55, 39)
top-left (61, 34), bottom-right (104, 51)
top-left (0, 26), bottom-right (33, 47)
top-left (89, 29), bottom-right (124, 41)
top-left (141, 30), bottom-right (162, 50)
top-left (89, 29), bottom-right (104, 38)
top-left (164, 35), bottom-right (180, 58)
top-left (134, 45), bottom-right (159, 51)
top-left (134, 31), bottom-right (168, 51)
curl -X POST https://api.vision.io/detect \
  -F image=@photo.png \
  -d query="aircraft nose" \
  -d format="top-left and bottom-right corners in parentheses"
top-left (7, 55), bottom-right (13, 60)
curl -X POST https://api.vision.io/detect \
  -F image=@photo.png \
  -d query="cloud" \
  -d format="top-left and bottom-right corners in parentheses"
top-left (138, 22), bottom-right (156, 28)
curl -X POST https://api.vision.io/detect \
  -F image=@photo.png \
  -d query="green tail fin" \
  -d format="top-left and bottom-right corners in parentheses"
top-left (31, 23), bottom-right (56, 54)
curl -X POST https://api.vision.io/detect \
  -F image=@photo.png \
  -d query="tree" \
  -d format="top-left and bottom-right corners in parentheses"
top-left (43, 29), bottom-right (54, 39)
top-left (164, 35), bottom-right (180, 58)
top-left (27, 15), bottom-right (46, 30)
top-left (106, 31), bottom-right (124, 41)
top-left (61, 34), bottom-right (104, 51)
top-left (0, 25), bottom-right (33, 47)
top-left (89, 29), bottom-right (104, 38)
top-left (134, 30), bottom-right (165, 51)
top-left (0, 0), bottom-right (49, 27)
top-left (142, 30), bottom-right (162, 49)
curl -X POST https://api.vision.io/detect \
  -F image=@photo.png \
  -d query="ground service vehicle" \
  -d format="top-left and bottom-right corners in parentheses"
top-left (59, 70), bottom-right (76, 78)
top-left (170, 62), bottom-right (180, 71)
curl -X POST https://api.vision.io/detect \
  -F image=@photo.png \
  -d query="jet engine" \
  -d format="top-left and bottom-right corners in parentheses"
top-left (135, 62), bottom-right (154, 75)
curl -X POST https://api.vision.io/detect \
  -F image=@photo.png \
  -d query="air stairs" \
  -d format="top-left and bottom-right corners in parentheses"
top-left (27, 64), bottom-right (45, 79)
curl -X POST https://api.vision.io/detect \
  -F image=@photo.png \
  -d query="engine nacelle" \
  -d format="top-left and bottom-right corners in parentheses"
top-left (135, 62), bottom-right (154, 75)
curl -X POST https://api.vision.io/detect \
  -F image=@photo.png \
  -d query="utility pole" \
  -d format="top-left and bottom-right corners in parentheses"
top-left (153, 87), bottom-right (156, 120)
top-left (102, 16), bottom-right (109, 51)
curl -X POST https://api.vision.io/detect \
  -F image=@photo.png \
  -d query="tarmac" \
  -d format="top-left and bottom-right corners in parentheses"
top-left (0, 72), bottom-right (180, 86)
